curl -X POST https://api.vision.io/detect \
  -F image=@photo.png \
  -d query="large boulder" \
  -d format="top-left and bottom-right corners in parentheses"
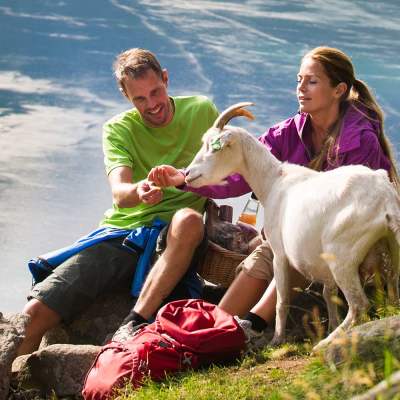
top-left (12, 344), bottom-right (100, 397)
top-left (324, 315), bottom-right (400, 366)
top-left (0, 313), bottom-right (29, 400)
top-left (34, 344), bottom-right (99, 397)
top-left (10, 290), bottom-right (131, 398)
top-left (42, 288), bottom-right (134, 347)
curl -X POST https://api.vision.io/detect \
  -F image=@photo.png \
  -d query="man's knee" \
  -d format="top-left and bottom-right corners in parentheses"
top-left (170, 208), bottom-right (204, 245)
top-left (23, 298), bottom-right (61, 329)
top-left (17, 299), bottom-right (60, 355)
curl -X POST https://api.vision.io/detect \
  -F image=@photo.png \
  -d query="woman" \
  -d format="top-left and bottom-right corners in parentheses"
top-left (148, 46), bottom-right (400, 345)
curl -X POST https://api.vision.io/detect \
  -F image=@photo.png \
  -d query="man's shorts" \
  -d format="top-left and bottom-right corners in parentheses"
top-left (29, 225), bottom-right (208, 323)
top-left (236, 240), bottom-right (275, 282)
top-left (29, 237), bottom-right (138, 323)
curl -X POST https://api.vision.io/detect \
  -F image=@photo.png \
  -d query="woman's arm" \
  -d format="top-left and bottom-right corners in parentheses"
top-left (148, 165), bottom-right (251, 199)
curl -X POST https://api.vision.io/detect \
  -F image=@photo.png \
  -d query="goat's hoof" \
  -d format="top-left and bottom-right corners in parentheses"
top-left (269, 335), bottom-right (284, 347)
top-left (312, 339), bottom-right (331, 354)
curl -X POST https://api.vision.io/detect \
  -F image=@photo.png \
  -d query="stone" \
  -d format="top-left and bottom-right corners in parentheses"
top-left (9, 290), bottom-right (132, 398)
top-left (324, 315), bottom-right (400, 366)
top-left (0, 313), bottom-right (29, 400)
top-left (14, 344), bottom-right (100, 397)
top-left (42, 288), bottom-right (134, 347)
top-left (10, 354), bottom-right (35, 390)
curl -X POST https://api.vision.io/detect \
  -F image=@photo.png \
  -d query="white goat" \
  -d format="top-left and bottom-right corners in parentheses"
top-left (186, 102), bottom-right (400, 350)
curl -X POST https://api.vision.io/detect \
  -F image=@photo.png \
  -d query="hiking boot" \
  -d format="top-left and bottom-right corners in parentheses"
top-left (111, 321), bottom-right (148, 343)
top-left (234, 316), bottom-right (269, 353)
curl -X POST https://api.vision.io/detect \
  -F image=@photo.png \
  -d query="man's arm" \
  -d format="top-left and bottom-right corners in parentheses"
top-left (148, 165), bottom-right (251, 199)
top-left (109, 166), bottom-right (163, 208)
top-left (148, 165), bottom-right (185, 187)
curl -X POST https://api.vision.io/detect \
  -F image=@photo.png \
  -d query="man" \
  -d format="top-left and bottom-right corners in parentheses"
top-left (18, 48), bottom-right (219, 354)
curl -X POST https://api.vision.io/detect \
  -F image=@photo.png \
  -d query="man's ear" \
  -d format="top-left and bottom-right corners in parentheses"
top-left (335, 82), bottom-right (347, 99)
top-left (119, 86), bottom-right (128, 98)
top-left (162, 69), bottom-right (169, 87)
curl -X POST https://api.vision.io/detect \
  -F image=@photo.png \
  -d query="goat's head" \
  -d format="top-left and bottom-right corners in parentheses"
top-left (186, 102), bottom-right (255, 187)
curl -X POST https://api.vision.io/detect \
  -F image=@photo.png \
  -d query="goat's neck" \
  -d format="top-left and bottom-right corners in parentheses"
top-left (238, 135), bottom-right (282, 205)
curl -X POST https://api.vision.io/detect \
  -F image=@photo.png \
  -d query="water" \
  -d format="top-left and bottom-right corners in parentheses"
top-left (1, 0), bottom-right (399, 312)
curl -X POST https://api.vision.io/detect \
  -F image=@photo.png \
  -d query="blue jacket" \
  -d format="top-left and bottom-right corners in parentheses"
top-left (28, 219), bottom-right (203, 298)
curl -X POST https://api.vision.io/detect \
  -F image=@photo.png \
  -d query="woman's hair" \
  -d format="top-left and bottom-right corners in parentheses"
top-left (113, 48), bottom-right (163, 92)
top-left (305, 46), bottom-right (399, 188)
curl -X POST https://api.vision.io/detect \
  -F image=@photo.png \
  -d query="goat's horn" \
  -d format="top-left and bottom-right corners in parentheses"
top-left (213, 102), bottom-right (255, 130)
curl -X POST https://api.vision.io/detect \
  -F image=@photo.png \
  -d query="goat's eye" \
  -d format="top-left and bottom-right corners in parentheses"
top-left (210, 137), bottom-right (222, 152)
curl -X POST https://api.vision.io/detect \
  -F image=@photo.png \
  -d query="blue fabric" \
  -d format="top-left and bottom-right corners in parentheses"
top-left (28, 218), bottom-right (203, 299)
top-left (28, 227), bottom-right (131, 284)
top-left (123, 219), bottom-right (166, 297)
top-left (123, 219), bottom-right (203, 298)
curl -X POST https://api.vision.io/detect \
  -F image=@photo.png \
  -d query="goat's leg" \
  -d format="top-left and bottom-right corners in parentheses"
top-left (322, 284), bottom-right (339, 332)
top-left (270, 255), bottom-right (290, 346)
top-left (314, 270), bottom-right (369, 352)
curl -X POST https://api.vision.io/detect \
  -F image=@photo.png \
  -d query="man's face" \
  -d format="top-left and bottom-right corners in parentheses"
top-left (122, 69), bottom-right (173, 128)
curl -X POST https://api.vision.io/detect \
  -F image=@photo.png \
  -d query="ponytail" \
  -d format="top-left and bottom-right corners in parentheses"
top-left (350, 79), bottom-right (400, 191)
top-left (304, 47), bottom-right (399, 190)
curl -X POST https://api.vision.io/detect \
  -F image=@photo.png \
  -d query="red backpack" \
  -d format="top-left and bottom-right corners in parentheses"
top-left (82, 299), bottom-right (246, 400)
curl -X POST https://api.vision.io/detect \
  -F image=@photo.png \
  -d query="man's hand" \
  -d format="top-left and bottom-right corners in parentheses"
top-left (137, 180), bottom-right (163, 205)
top-left (148, 165), bottom-right (185, 187)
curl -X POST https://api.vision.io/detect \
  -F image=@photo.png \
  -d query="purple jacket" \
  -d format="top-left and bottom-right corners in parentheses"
top-left (184, 103), bottom-right (391, 199)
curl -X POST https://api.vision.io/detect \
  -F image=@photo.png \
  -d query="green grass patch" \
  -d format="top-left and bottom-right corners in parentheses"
top-left (110, 301), bottom-right (400, 400)
top-left (113, 342), bottom-right (389, 400)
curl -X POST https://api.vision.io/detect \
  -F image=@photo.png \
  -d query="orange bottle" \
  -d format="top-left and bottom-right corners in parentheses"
top-left (238, 193), bottom-right (259, 226)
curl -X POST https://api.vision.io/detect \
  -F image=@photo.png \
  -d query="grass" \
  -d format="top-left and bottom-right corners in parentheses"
top-left (112, 340), bottom-right (400, 400)
top-left (110, 285), bottom-right (400, 400)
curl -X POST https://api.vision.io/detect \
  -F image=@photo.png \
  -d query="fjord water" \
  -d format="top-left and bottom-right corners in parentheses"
top-left (1, 1), bottom-right (399, 312)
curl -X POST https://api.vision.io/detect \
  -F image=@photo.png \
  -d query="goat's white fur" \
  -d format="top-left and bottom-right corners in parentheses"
top-left (187, 125), bottom-right (400, 350)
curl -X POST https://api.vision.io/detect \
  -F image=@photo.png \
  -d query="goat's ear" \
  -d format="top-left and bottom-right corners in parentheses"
top-left (203, 127), bottom-right (220, 144)
top-left (207, 129), bottom-right (236, 152)
top-left (220, 130), bottom-right (237, 148)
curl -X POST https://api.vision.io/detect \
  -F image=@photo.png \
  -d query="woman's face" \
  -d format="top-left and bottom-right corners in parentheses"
top-left (296, 57), bottom-right (341, 115)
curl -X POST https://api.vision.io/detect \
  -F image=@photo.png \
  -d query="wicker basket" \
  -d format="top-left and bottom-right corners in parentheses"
top-left (198, 240), bottom-right (247, 288)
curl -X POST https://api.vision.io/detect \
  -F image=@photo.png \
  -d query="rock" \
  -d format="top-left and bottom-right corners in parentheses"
top-left (10, 354), bottom-right (36, 390)
top-left (39, 324), bottom-right (70, 349)
top-left (14, 344), bottom-right (100, 397)
top-left (42, 288), bottom-right (134, 347)
top-left (10, 354), bottom-right (43, 400)
top-left (0, 313), bottom-right (29, 400)
top-left (324, 315), bottom-right (400, 366)
top-left (8, 289), bottom-right (132, 397)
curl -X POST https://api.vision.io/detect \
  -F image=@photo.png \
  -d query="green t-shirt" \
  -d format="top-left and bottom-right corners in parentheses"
top-left (100, 95), bottom-right (219, 229)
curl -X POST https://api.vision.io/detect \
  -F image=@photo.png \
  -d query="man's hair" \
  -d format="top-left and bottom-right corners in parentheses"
top-left (113, 48), bottom-right (163, 91)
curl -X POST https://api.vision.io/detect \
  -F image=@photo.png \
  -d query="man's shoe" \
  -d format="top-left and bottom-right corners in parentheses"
top-left (112, 321), bottom-right (148, 343)
top-left (234, 316), bottom-right (269, 353)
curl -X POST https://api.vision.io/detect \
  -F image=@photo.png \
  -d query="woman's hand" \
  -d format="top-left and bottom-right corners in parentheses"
top-left (148, 165), bottom-right (185, 187)
top-left (137, 180), bottom-right (163, 205)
